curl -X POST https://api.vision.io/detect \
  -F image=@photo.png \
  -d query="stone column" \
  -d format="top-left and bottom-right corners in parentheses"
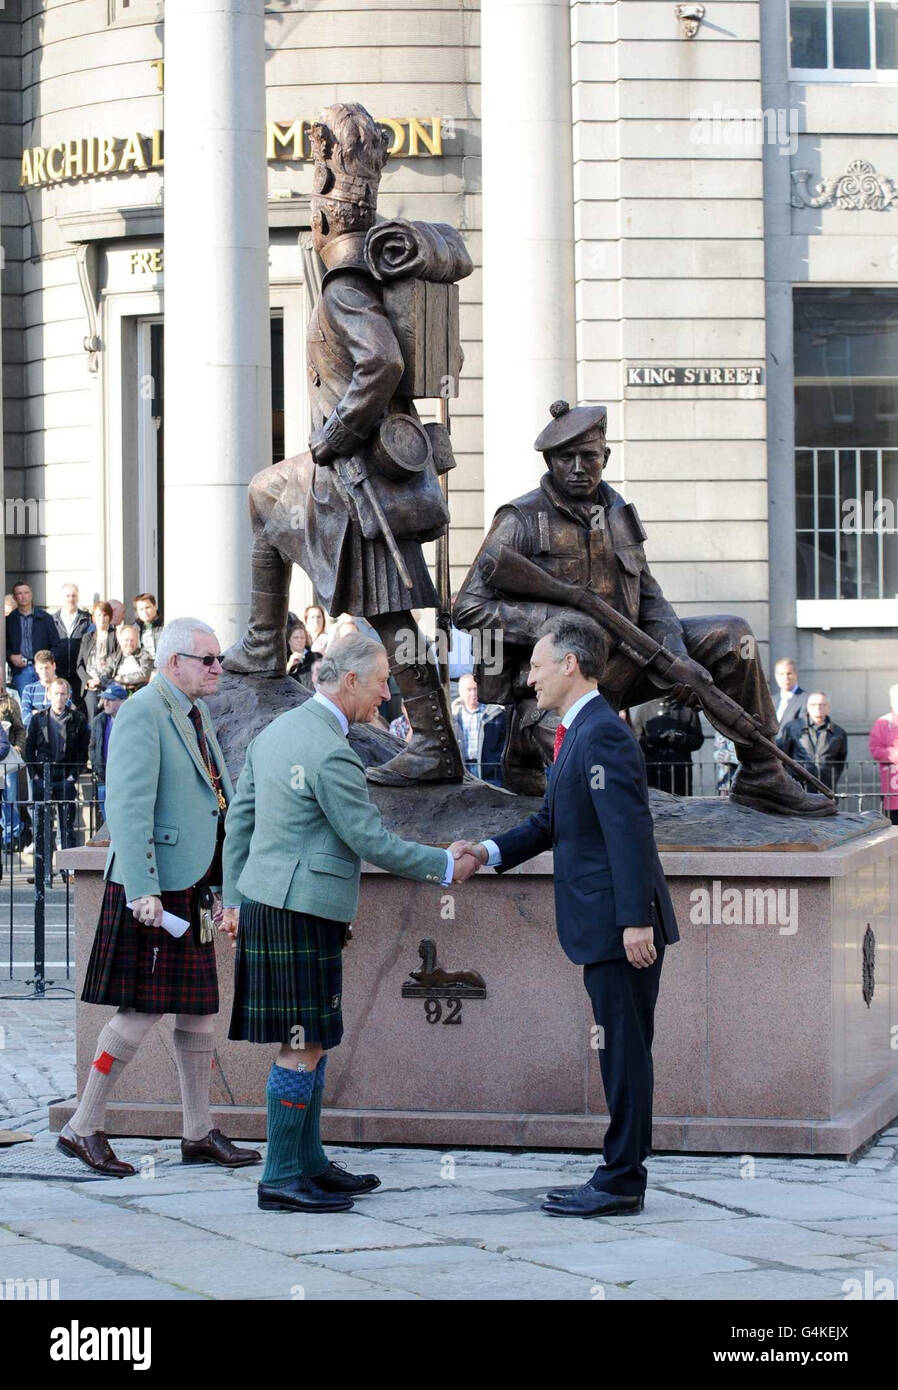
top-left (480, 0), bottom-right (577, 524)
top-left (163, 0), bottom-right (270, 646)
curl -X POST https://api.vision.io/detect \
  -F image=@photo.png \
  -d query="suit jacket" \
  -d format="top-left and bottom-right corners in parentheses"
top-left (26, 706), bottom-right (89, 775)
top-left (775, 687), bottom-right (806, 731)
top-left (491, 692), bottom-right (679, 965)
top-left (223, 697), bottom-right (448, 922)
top-left (103, 678), bottom-right (234, 899)
top-left (6, 608), bottom-right (58, 664)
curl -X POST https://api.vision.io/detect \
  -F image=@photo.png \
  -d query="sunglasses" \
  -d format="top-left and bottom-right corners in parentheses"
top-left (176, 652), bottom-right (221, 668)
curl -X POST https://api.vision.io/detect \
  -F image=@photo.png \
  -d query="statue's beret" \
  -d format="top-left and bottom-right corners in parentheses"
top-left (534, 399), bottom-right (608, 453)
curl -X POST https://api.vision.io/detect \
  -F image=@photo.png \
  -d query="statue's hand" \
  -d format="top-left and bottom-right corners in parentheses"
top-left (309, 428), bottom-right (335, 466)
top-left (664, 656), bottom-right (713, 709)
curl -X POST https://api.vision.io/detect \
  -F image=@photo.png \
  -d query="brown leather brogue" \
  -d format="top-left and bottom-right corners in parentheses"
top-left (181, 1128), bottom-right (262, 1167)
top-left (57, 1126), bottom-right (136, 1178)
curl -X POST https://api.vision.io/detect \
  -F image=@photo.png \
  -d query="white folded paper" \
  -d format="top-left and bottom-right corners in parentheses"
top-left (126, 902), bottom-right (190, 939)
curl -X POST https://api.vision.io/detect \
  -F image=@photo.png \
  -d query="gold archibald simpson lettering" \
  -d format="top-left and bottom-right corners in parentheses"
top-left (18, 118), bottom-right (446, 187)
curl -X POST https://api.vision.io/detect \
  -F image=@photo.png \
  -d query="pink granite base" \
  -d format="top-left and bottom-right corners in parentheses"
top-left (51, 828), bottom-right (898, 1157)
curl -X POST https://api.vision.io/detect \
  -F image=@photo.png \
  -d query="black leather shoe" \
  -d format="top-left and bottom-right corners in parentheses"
top-left (181, 1129), bottom-right (262, 1167)
top-left (545, 1182), bottom-right (596, 1201)
top-left (307, 1160), bottom-right (381, 1196)
top-left (542, 1186), bottom-right (645, 1218)
top-left (258, 1177), bottom-right (354, 1213)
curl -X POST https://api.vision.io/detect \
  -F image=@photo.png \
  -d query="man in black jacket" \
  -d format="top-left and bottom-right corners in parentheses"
top-left (26, 678), bottom-right (90, 871)
top-left (778, 692), bottom-right (847, 793)
top-left (455, 615), bottom-right (679, 1218)
top-left (630, 695), bottom-right (704, 796)
top-left (6, 581), bottom-right (58, 697)
top-left (51, 583), bottom-right (93, 704)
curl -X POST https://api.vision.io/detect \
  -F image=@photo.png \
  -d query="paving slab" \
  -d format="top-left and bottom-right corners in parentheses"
top-left (664, 1178), bottom-right (898, 1221)
top-left (165, 1210), bottom-right (449, 1256)
top-left (804, 1214), bottom-right (898, 1237)
top-left (392, 1209), bottom-right (633, 1248)
top-left (631, 1268), bottom-right (848, 1301)
top-left (507, 1234), bottom-right (755, 1282)
top-left (343, 1256), bottom-right (608, 1301)
top-left (350, 1185), bottom-right (528, 1219)
top-left (128, 1187), bottom-right (265, 1219)
top-left (107, 1233), bottom-right (385, 1299)
top-left (626, 1215), bottom-right (882, 1268)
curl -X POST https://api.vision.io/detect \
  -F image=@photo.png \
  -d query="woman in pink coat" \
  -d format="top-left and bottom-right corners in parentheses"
top-left (869, 684), bottom-right (898, 824)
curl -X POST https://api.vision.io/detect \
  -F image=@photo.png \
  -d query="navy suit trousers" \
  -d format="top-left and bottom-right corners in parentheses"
top-left (584, 946), bottom-right (664, 1196)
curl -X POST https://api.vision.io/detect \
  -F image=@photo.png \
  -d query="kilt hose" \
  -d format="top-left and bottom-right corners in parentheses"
top-left (228, 901), bottom-right (347, 1048)
top-left (81, 879), bottom-right (219, 1015)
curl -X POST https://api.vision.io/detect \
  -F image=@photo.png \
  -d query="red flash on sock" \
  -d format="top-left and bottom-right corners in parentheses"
top-left (279, 1099), bottom-right (306, 1109)
top-left (93, 1051), bottom-right (116, 1074)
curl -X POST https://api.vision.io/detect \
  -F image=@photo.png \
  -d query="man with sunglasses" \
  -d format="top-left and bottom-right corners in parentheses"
top-left (60, 617), bottom-right (260, 1177)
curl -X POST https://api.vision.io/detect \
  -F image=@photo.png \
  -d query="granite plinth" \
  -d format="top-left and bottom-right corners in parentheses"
top-left (52, 825), bottom-right (898, 1156)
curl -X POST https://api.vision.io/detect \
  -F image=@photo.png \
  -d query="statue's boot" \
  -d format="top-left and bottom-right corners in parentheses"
top-left (730, 755), bottom-right (837, 817)
top-left (221, 539), bottom-right (290, 677)
top-left (365, 617), bottom-right (464, 785)
top-left (501, 701), bottom-right (556, 797)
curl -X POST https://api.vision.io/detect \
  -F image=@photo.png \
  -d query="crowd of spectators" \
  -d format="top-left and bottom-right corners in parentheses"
top-left (2, 585), bottom-right (165, 877)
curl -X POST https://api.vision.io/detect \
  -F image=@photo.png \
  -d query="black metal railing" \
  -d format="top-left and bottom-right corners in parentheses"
top-left (1, 763), bottom-right (103, 994)
top-left (645, 757), bottom-right (897, 815)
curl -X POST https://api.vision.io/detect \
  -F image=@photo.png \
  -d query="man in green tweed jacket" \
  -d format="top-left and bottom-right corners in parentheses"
top-left (61, 617), bottom-right (260, 1178)
top-left (222, 633), bottom-right (479, 1214)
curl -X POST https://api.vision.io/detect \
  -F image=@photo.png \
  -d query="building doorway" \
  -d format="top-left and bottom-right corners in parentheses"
top-left (136, 317), bottom-right (164, 608)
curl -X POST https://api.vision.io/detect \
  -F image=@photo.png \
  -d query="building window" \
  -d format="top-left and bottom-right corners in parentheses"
top-left (789, 1), bottom-right (898, 77)
top-left (271, 314), bottom-right (285, 465)
top-left (108, 0), bottom-right (163, 22)
top-left (794, 289), bottom-right (898, 616)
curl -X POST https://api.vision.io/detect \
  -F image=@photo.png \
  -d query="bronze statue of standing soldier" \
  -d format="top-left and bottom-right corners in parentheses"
top-left (224, 102), bottom-right (470, 786)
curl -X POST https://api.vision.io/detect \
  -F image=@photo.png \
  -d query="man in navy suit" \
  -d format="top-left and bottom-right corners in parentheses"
top-left (456, 614), bottom-right (678, 1217)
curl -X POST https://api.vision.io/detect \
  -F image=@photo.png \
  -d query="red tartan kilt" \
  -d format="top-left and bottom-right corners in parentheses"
top-left (81, 879), bottom-right (219, 1015)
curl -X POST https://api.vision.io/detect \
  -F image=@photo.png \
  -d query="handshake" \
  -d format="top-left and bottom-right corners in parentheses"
top-left (447, 840), bottom-right (489, 884)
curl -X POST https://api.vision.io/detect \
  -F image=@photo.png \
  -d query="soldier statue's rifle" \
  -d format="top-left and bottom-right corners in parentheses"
top-left (482, 545), bottom-right (836, 803)
top-left (433, 397), bottom-right (453, 697)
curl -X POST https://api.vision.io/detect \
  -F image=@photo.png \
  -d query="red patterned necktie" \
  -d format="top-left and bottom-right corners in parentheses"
top-left (553, 723), bottom-right (567, 762)
top-left (188, 705), bottom-right (227, 812)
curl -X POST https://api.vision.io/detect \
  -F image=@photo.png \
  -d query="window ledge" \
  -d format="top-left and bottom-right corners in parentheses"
top-left (789, 69), bottom-right (898, 83)
top-left (796, 599), bottom-right (898, 629)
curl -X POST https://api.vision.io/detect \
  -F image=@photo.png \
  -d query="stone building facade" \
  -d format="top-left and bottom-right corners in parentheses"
top-left (2, 0), bottom-right (896, 759)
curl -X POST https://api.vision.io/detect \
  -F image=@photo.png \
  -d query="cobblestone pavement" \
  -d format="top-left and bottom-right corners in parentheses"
top-left (1, 990), bottom-right (897, 1301)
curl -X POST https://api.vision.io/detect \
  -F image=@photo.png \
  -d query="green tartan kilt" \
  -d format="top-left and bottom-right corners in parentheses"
top-left (228, 901), bottom-right (348, 1048)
